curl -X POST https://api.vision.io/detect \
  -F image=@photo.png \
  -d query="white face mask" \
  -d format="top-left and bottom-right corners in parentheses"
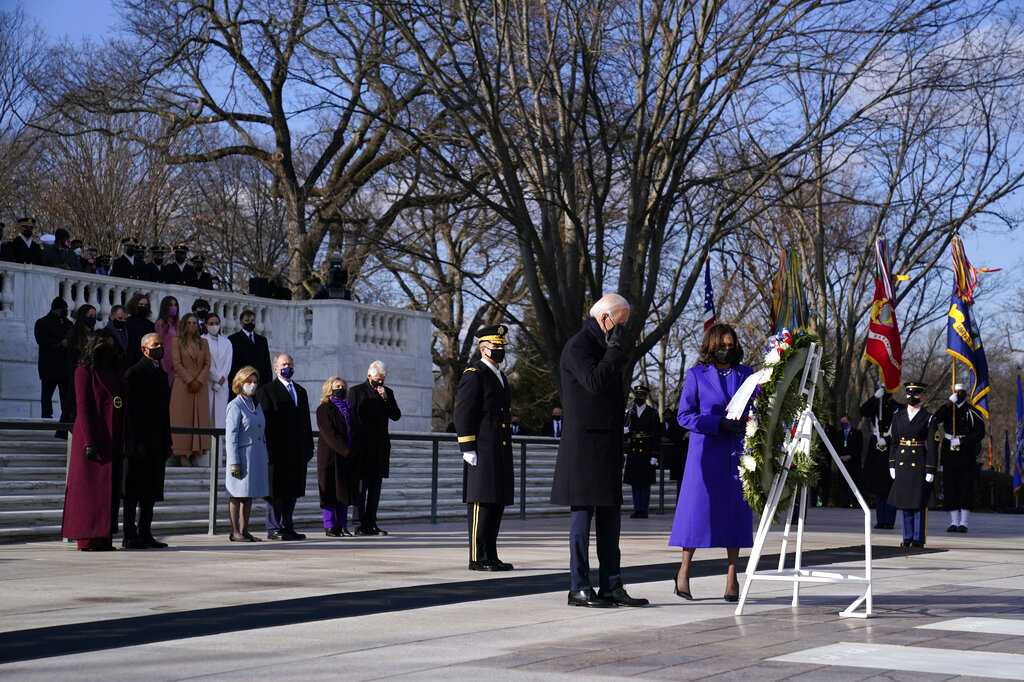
top-left (211, 283), bottom-right (219, 290)
top-left (73, 247), bottom-right (83, 256)
top-left (242, 383), bottom-right (257, 396)
top-left (206, 324), bottom-right (220, 336)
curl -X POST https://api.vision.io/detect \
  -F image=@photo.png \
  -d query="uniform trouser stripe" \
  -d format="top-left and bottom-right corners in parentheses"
top-left (470, 503), bottom-right (480, 561)
top-left (468, 503), bottom-right (504, 562)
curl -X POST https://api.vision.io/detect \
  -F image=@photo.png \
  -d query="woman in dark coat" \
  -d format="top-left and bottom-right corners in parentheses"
top-left (316, 377), bottom-right (357, 537)
top-left (61, 304), bottom-right (98, 427)
top-left (61, 329), bottom-right (132, 551)
top-left (125, 293), bottom-right (156, 367)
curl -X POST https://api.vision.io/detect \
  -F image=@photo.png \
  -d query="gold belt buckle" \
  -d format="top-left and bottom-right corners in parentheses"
top-left (113, 396), bottom-right (123, 409)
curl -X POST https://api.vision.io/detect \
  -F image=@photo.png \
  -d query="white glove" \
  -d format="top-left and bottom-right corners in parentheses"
top-left (463, 451), bottom-right (477, 466)
top-left (925, 473), bottom-right (934, 483)
top-left (948, 393), bottom-right (958, 403)
top-left (649, 457), bottom-right (658, 466)
top-left (623, 426), bottom-right (630, 435)
top-left (877, 436), bottom-right (887, 447)
top-left (951, 437), bottom-right (961, 447)
top-left (889, 467), bottom-right (896, 479)
top-left (874, 387), bottom-right (884, 398)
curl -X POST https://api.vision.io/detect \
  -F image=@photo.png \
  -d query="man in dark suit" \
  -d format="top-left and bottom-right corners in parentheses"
top-left (455, 325), bottom-right (515, 571)
top-left (830, 414), bottom-right (864, 508)
top-left (123, 333), bottom-right (173, 549)
top-left (140, 244), bottom-right (167, 283)
top-left (33, 297), bottom-right (71, 419)
top-left (540, 406), bottom-right (563, 437)
top-left (110, 237), bottom-right (143, 279)
top-left (551, 293), bottom-right (648, 608)
top-left (162, 243), bottom-right (197, 286)
top-left (349, 360), bottom-right (402, 535)
top-left (228, 309), bottom-right (273, 388)
top-left (8, 217), bottom-right (43, 265)
top-left (257, 353), bottom-right (314, 540)
top-left (105, 305), bottom-right (131, 358)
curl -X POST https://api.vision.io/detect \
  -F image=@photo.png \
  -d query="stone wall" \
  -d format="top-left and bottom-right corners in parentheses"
top-left (0, 262), bottom-right (434, 430)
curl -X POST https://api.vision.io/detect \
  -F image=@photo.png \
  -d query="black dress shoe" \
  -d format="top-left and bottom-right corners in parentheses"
top-left (568, 588), bottom-right (615, 608)
top-left (340, 527), bottom-right (353, 537)
top-left (947, 524), bottom-right (959, 532)
top-left (958, 525), bottom-right (968, 533)
top-left (325, 527), bottom-right (343, 537)
top-left (355, 526), bottom-right (378, 536)
top-left (268, 531), bottom-right (286, 540)
top-left (629, 511), bottom-right (640, 518)
top-left (873, 523), bottom-right (885, 529)
top-left (490, 559), bottom-right (514, 571)
top-left (121, 536), bottom-right (147, 549)
top-left (598, 586), bottom-right (648, 607)
top-left (911, 540), bottom-right (924, 547)
top-left (241, 531), bottom-right (261, 542)
top-left (468, 560), bottom-right (500, 571)
top-left (900, 539), bottom-right (912, 547)
top-left (282, 530), bottom-right (305, 541)
top-left (371, 525), bottom-right (388, 536)
top-left (142, 535), bottom-right (168, 548)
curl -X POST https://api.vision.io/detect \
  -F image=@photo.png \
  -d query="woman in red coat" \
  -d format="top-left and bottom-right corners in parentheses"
top-left (61, 329), bottom-right (132, 551)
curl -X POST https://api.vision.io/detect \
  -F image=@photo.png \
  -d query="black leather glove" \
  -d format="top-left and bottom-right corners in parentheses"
top-left (605, 323), bottom-right (627, 349)
top-left (719, 417), bottom-right (745, 435)
top-left (85, 445), bottom-right (100, 462)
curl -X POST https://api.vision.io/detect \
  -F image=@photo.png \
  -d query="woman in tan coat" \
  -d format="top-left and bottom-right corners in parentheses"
top-left (170, 313), bottom-right (211, 467)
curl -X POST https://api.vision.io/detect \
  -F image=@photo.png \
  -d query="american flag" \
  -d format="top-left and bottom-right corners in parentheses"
top-left (703, 257), bottom-right (716, 330)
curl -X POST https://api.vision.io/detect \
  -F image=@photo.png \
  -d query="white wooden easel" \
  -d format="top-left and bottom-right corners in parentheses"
top-left (735, 342), bottom-right (874, 618)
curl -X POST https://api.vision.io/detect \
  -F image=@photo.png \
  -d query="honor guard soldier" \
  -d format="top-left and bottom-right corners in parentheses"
top-left (860, 387), bottom-right (902, 529)
top-left (932, 382), bottom-right (985, 533)
top-left (111, 237), bottom-right (144, 279)
top-left (623, 384), bottom-right (661, 518)
top-left (9, 217), bottom-right (43, 265)
top-left (192, 255), bottom-right (214, 289)
top-left (141, 245), bottom-right (168, 283)
top-left (887, 381), bottom-right (938, 547)
top-left (455, 324), bottom-right (515, 572)
top-left (162, 244), bottom-right (197, 286)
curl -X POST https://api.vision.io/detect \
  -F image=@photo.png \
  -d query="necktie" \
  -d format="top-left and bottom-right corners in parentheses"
top-left (248, 333), bottom-right (255, 344)
top-left (555, 421), bottom-right (560, 437)
top-left (287, 382), bottom-right (297, 406)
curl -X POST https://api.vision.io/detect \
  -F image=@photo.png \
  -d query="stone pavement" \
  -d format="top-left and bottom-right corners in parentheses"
top-left (1, 507), bottom-right (1023, 680)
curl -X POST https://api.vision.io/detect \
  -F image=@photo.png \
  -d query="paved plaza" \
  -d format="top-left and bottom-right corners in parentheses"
top-left (1, 507), bottom-right (1023, 680)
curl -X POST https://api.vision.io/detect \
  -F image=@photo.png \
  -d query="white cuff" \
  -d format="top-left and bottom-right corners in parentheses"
top-left (889, 467), bottom-right (896, 479)
top-left (925, 473), bottom-right (935, 483)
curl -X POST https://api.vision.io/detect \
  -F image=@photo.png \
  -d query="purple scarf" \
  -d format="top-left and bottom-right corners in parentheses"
top-left (329, 396), bottom-right (353, 445)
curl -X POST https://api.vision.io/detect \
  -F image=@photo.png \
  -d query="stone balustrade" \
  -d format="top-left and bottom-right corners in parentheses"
top-left (0, 262), bottom-right (434, 429)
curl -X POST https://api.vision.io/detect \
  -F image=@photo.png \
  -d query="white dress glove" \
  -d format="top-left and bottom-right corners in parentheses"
top-left (948, 393), bottom-right (958, 403)
top-left (649, 457), bottom-right (658, 466)
top-left (623, 426), bottom-right (630, 435)
top-left (877, 436), bottom-right (887, 447)
top-left (463, 451), bottom-right (477, 466)
top-left (874, 387), bottom-right (885, 398)
top-left (889, 467), bottom-right (896, 479)
top-left (925, 473), bottom-right (935, 483)
top-left (951, 437), bottom-right (961, 447)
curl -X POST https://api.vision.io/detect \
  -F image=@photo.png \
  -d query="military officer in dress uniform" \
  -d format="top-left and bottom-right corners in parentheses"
top-left (932, 382), bottom-right (985, 533)
top-left (860, 387), bottom-right (901, 529)
top-left (8, 217), bottom-right (43, 265)
top-left (162, 244), bottom-right (197, 286)
top-left (111, 237), bottom-right (144, 279)
top-left (455, 324), bottom-right (515, 571)
top-left (887, 381), bottom-right (938, 547)
top-left (623, 384), bottom-right (660, 518)
top-left (193, 255), bottom-right (214, 290)
top-left (141, 245), bottom-right (168, 283)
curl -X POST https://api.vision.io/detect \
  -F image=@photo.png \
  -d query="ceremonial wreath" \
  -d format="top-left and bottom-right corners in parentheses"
top-left (739, 328), bottom-right (833, 521)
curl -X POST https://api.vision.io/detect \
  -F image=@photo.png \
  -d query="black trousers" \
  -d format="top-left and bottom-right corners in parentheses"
top-left (123, 496), bottom-right (154, 539)
top-left (358, 477), bottom-right (383, 529)
top-left (40, 379), bottom-right (67, 419)
top-left (266, 497), bottom-right (297, 532)
top-left (468, 502), bottom-right (504, 562)
top-left (943, 467), bottom-right (975, 510)
top-left (568, 505), bottom-right (621, 592)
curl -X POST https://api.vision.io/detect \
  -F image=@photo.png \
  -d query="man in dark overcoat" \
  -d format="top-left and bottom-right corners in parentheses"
top-left (34, 297), bottom-right (71, 419)
top-left (349, 360), bottom-right (402, 536)
top-left (888, 381), bottom-right (938, 547)
top-left (551, 293), bottom-right (648, 608)
top-left (110, 237), bottom-right (143, 280)
top-left (829, 414), bottom-right (863, 508)
top-left (257, 353), bottom-right (314, 540)
top-left (932, 381), bottom-right (986, 533)
top-left (228, 309), bottom-right (273, 388)
top-left (860, 388), bottom-right (901, 528)
top-left (455, 325), bottom-right (514, 571)
top-left (123, 333), bottom-right (172, 549)
top-left (660, 407), bottom-right (688, 498)
top-left (162, 243), bottom-right (197, 286)
top-left (623, 384), bottom-right (661, 519)
top-left (140, 245), bottom-right (167, 283)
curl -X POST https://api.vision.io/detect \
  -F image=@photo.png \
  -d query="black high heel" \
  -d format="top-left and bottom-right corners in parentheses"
top-left (673, 573), bottom-right (693, 600)
top-left (724, 582), bottom-right (739, 602)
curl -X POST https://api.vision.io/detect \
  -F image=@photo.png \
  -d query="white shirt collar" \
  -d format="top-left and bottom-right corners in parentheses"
top-left (276, 375), bottom-right (293, 387)
top-left (20, 235), bottom-right (33, 246)
top-left (481, 356), bottom-right (504, 383)
top-left (906, 404), bottom-right (921, 420)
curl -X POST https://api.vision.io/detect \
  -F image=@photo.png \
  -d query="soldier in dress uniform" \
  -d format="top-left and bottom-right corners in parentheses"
top-left (932, 382), bottom-right (985, 533)
top-left (192, 255), bottom-right (214, 290)
top-left (860, 387), bottom-right (901, 529)
top-left (8, 217), bottom-right (43, 265)
top-left (162, 243), bottom-right (197, 286)
top-left (110, 237), bottom-right (143, 279)
top-left (141, 245), bottom-right (167, 283)
top-left (623, 384), bottom-right (660, 518)
top-left (455, 324), bottom-right (515, 571)
top-left (887, 381), bottom-right (938, 547)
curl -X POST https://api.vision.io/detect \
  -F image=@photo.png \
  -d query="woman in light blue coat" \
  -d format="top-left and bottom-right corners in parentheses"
top-left (225, 365), bottom-right (270, 541)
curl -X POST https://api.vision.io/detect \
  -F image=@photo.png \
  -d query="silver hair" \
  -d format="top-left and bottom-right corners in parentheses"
top-left (140, 332), bottom-right (160, 347)
top-left (367, 360), bottom-right (387, 377)
top-left (274, 353), bottom-right (294, 366)
top-left (589, 293), bottom-right (630, 320)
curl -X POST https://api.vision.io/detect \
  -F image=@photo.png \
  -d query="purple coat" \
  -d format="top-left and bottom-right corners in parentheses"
top-left (668, 363), bottom-right (754, 548)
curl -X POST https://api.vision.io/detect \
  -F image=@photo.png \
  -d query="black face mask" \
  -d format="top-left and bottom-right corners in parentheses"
top-left (487, 347), bottom-right (505, 363)
top-left (21, 229), bottom-right (33, 239)
top-left (196, 310), bottom-right (209, 320)
top-left (906, 395), bottom-right (921, 406)
top-left (153, 256), bottom-right (164, 265)
top-left (553, 416), bottom-right (562, 422)
top-left (136, 305), bottom-right (150, 318)
top-left (242, 322), bottom-right (256, 333)
top-left (713, 348), bottom-right (738, 365)
top-left (147, 346), bottom-right (164, 362)
top-left (111, 319), bottom-right (126, 329)
top-left (332, 388), bottom-right (347, 400)
top-left (125, 248), bottom-right (135, 257)
top-left (370, 380), bottom-right (383, 388)
top-left (176, 254), bottom-right (187, 264)
top-left (955, 391), bottom-right (967, 403)
top-left (52, 308), bottom-right (67, 317)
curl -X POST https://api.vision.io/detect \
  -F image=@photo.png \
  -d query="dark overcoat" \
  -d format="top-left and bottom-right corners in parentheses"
top-left (61, 366), bottom-right (131, 539)
top-left (315, 401), bottom-right (357, 507)
top-left (887, 406), bottom-right (938, 510)
top-left (859, 395), bottom-right (901, 496)
top-left (623, 404), bottom-right (661, 485)
top-left (349, 380), bottom-right (402, 480)
top-left (162, 262), bottom-right (197, 287)
top-left (550, 318), bottom-right (628, 507)
top-left (829, 425), bottom-right (863, 484)
top-left (455, 359), bottom-right (514, 505)
top-left (110, 255), bottom-right (142, 280)
top-left (125, 315), bottom-right (156, 367)
top-left (124, 357), bottom-right (172, 502)
top-left (34, 313), bottom-right (71, 383)
top-left (661, 419), bottom-right (688, 482)
top-left (932, 400), bottom-right (985, 470)
top-left (7, 237), bottom-right (42, 265)
top-left (140, 262), bottom-right (164, 283)
top-left (257, 378), bottom-right (314, 499)
top-left (227, 330), bottom-right (273, 387)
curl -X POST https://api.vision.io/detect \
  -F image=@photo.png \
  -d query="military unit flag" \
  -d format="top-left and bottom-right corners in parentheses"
top-left (1015, 375), bottom-right (1023, 494)
top-left (703, 258), bottom-right (716, 331)
top-left (945, 237), bottom-right (991, 418)
top-left (864, 239), bottom-right (902, 392)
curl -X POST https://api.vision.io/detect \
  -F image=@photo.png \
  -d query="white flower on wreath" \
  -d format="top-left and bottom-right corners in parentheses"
top-left (763, 347), bottom-right (782, 366)
top-left (745, 417), bottom-right (758, 438)
top-left (741, 454), bottom-right (758, 472)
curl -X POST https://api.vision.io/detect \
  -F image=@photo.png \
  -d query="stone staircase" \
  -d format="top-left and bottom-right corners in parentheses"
top-left (0, 428), bottom-right (676, 543)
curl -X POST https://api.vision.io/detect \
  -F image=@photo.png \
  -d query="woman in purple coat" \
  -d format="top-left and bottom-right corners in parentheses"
top-left (669, 323), bottom-right (753, 601)
top-left (61, 329), bottom-right (132, 551)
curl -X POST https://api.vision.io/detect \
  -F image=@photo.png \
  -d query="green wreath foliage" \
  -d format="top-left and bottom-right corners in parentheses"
top-left (738, 330), bottom-right (834, 522)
